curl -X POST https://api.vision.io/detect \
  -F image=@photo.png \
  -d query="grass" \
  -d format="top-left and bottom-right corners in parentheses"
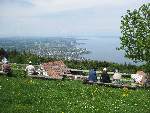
top-left (0, 75), bottom-right (150, 113)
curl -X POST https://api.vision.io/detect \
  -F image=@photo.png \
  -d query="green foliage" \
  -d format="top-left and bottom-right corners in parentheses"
top-left (11, 70), bottom-right (26, 78)
top-left (0, 68), bottom-right (26, 78)
top-left (119, 3), bottom-right (150, 64)
top-left (139, 63), bottom-right (150, 76)
top-left (7, 50), bottom-right (51, 65)
top-left (64, 60), bottom-right (138, 73)
top-left (0, 76), bottom-right (149, 113)
top-left (0, 48), bottom-right (7, 59)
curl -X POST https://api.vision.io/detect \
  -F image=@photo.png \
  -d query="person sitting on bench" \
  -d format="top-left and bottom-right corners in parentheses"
top-left (25, 61), bottom-right (38, 75)
top-left (131, 71), bottom-right (146, 85)
top-left (87, 69), bottom-right (97, 83)
top-left (100, 68), bottom-right (111, 83)
top-left (112, 69), bottom-right (121, 84)
top-left (2, 61), bottom-right (11, 74)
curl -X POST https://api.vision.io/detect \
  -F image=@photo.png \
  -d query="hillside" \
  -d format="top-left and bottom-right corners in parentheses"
top-left (0, 75), bottom-right (149, 113)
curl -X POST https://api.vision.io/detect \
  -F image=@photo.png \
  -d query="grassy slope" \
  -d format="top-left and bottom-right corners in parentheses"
top-left (0, 76), bottom-right (150, 113)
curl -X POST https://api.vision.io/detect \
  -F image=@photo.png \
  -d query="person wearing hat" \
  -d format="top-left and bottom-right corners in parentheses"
top-left (100, 68), bottom-right (111, 83)
top-left (25, 61), bottom-right (37, 75)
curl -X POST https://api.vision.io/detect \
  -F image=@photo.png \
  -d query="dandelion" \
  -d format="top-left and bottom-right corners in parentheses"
top-left (122, 87), bottom-right (129, 97)
top-left (28, 79), bottom-right (33, 84)
top-left (122, 93), bottom-right (128, 97)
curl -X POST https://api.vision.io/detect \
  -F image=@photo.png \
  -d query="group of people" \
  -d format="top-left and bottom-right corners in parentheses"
top-left (25, 61), bottom-right (48, 76)
top-left (0, 58), bottom-right (38, 75)
top-left (0, 57), bottom-right (147, 85)
top-left (87, 67), bottom-right (146, 85)
top-left (25, 62), bottom-right (147, 85)
top-left (0, 58), bottom-right (48, 76)
top-left (87, 67), bottom-right (121, 83)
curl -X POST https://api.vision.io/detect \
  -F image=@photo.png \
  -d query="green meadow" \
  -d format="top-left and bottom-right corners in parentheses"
top-left (0, 74), bottom-right (149, 113)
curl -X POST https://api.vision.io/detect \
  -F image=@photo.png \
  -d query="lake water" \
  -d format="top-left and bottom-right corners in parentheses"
top-left (76, 36), bottom-right (136, 65)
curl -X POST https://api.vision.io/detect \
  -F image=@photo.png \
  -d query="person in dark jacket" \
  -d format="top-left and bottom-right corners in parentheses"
top-left (100, 68), bottom-right (111, 83)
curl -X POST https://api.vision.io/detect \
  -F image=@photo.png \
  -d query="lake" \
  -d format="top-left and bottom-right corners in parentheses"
top-left (76, 36), bottom-right (137, 65)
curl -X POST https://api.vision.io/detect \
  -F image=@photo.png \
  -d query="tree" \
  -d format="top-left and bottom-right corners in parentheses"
top-left (0, 48), bottom-right (8, 59)
top-left (118, 3), bottom-right (150, 70)
top-left (0, 48), bottom-right (5, 59)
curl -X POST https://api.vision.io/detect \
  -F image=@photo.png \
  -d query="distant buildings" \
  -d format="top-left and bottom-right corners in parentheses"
top-left (0, 37), bottom-right (89, 60)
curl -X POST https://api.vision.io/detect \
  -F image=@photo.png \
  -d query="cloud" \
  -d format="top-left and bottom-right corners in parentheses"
top-left (0, 0), bottom-right (149, 36)
top-left (1, 0), bottom-right (148, 17)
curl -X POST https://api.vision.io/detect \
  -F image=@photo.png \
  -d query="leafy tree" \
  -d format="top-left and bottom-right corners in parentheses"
top-left (0, 48), bottom-right (5, 59)
top-left (0, 48), bottom-right (8, 59)
top-left (118, 3), bottom-right (150, 72)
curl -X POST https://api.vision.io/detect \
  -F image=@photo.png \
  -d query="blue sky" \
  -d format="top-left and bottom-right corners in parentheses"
top-left (0, 0), bottom-right (149, 37)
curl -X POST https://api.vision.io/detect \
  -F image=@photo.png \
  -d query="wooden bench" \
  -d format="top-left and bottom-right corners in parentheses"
top-left (84, 81), bottom-right (149, 90)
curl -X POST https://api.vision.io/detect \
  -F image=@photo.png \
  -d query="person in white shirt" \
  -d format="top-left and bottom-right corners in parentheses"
top-left (25, 61), bottom-right (37, 75)
top-left (131, 71), bottom-right (146, 84)
top-left (112, 69), bottom-right (122, 84)
top-left (2, 57), bottom-right (8, 64)
top-left (37, 65), bottom-right (48, 76)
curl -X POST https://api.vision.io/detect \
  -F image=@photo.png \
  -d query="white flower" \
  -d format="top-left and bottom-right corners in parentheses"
top-left (134, 103), bottom-right (138, 106)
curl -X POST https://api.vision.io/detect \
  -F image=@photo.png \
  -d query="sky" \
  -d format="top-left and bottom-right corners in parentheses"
top-left (0, 0), bottom-right (149, 37)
